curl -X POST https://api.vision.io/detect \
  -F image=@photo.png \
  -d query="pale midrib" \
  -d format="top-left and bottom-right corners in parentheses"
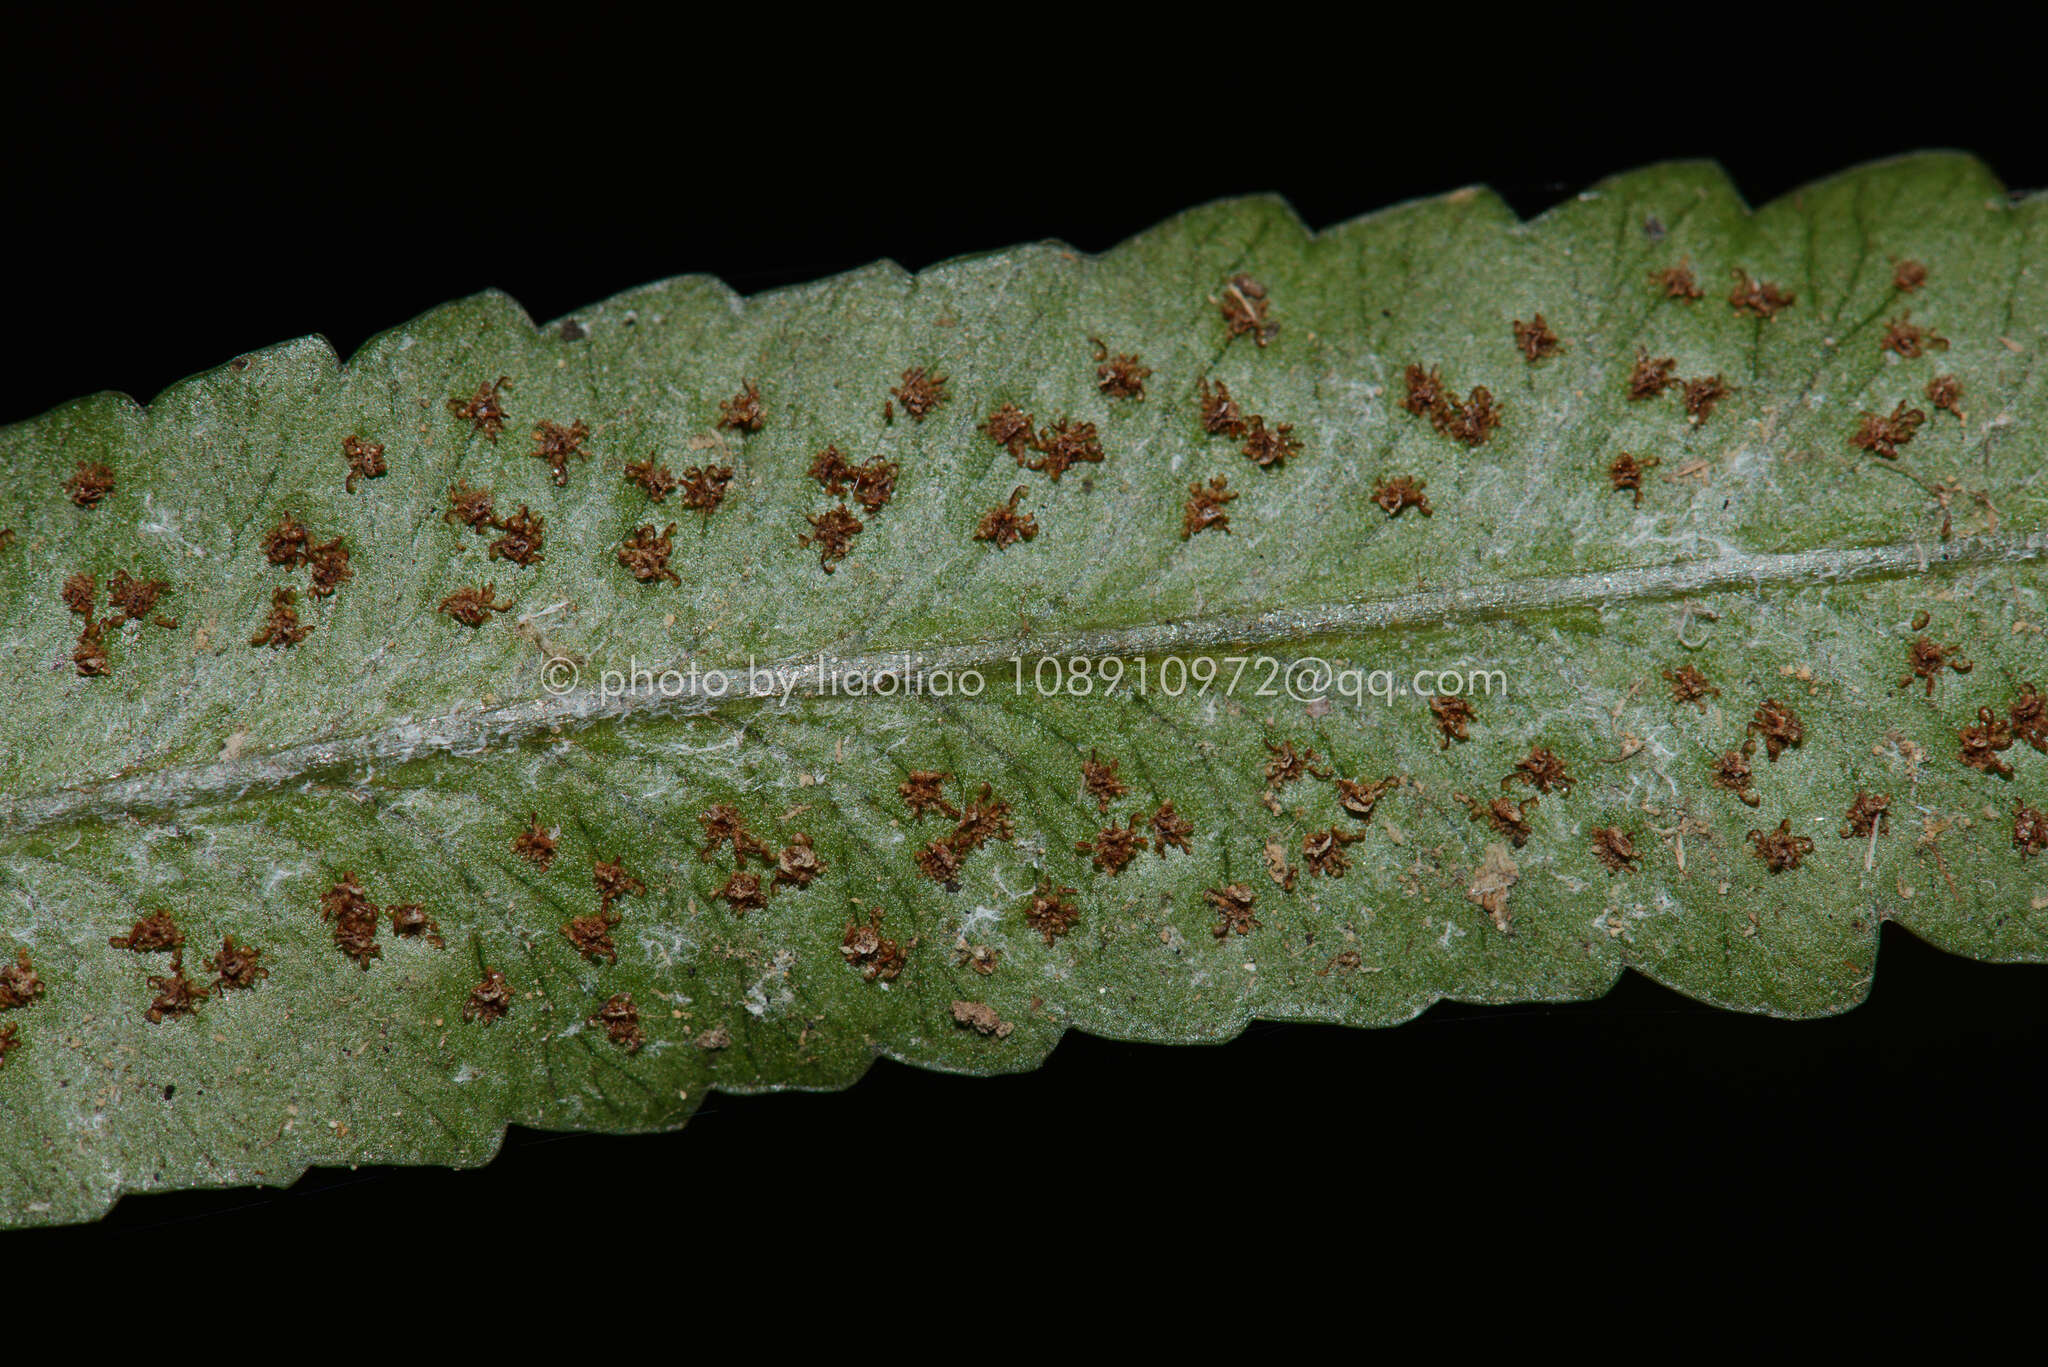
top-left (4, 531), bottom-right (2042, 835)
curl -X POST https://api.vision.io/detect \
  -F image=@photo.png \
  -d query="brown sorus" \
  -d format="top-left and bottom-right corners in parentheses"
top-left (1205, 884), bottom-right (1261, 939)
top-left (262, 512), bottom-right (312, 568)
top-left (1025, 882), bottom-right (1081, 946)
top-left (841, 909), bottom-right (915, 982)
top-left (1440, 387), bottom-right (1501, 446)
top-left (624, 457), bottom-right (680, 503)
top-left (1150, 800), bottom-right (1195, 856)
top-left (561, 908), bottom-right (621, 964)
top-left (808, 444), bottom-right (854, 494)
top-left (846, 456), bottom-right (899, 514)
top-left (1240, 416), bottom-right (1300, 469)
top-left (342, 435), bottom-right (387, 491)
top-left (387, 902), bottom-right (443, 949)
top-left (110, 910), bottom-right (183, 953)
top-left (1590, 826), bottom-right (1643, 873)
top-left (980, 403), bottom-right (1037, 457)
top-left (1747, 698), bottom-right (1805, 761)
top-left (144, 951), bottom-right (205, 1023)
top-left (1607, 452), bottom-right (1660, 505)
top-left (1401, 364), bottom-right (1447, 418)
top-left (250, 587), bottom-right (312, 648)
top-left (1080, 752), bottom-right (1128, 813)
top-left (678, 465), bottom-right (734, 513)
top-left (72, 616), bottom-right (111, 677)
top-left (717, 380), bottom-right (766, 432)
top-left (1926, 374), bottom-right (1964, 418)
top-left (1092, 339), bottom-right (1152, 399)
top-left (954, 939), bottom-right (1000, 976)
top-left (1747, 819), bottom-right (1815, 871)
top-left (1880, 314), bottom-right (1949, 359)
top-left (305, 537), bottom-right (351, 598)
top-left (951, 782), bottom-right (1015, 854)
top-left (1839, 792), bottom-right (1892, 839)
top-left (464, 968), bottom-right (513, 1024)
top-left (1710, 745), bottom-right (1761, 806)
top-left (513, 813), bottom-right (558, 870)
top-left (530, 419), bottom-right (591, 486)
top-left (899, 772), bottom-right (961, 822)
top-left (1627, 353), bottom-right (1679, 400)
top-left (951, 1000), bottom-right (1012, 1037)
top-left (1183, 476), bottom-right (1237, 538)
top-left (0, 1024), bottom-right (17, 1067)
top-left (439, 583), bottom-right (512, 626)
top-left (1663, 664), bottom-right (1719, 711)
top-left (1198, 378), bottom-right (1249, 437)
top-left (205, 935), bottom-right (268, 994)
top-left (2014, 802), bottom-right (2048, 857)
top-left (1336, 775), bottom-right (1397, 820)
top-left (1372, 475), bottom-right (1432, 518)
top-left (1075, 815), bottom-right (1148, 874)
top-left (771, 833), bottom-right (828, 889)
top-left (488, 506), bottom-right (545, 565)
top-left (594, 858), bottom-right (645, 912)
top-left (618, 523), bottom-right (680, 585)
top-left (714, 870), bottom-right (769, 913)
top-left (449, 377), bottom-right (510, 440)
top-left (1218, 273), bottom-right (1277, 347)
top-left (1505, 746), bottom-right (1573, 796)
top-left (1429, 694), bottom-right (1475, 748)
top-left (1301, 825), bottom-right (1363, 878)
top-left (1894, 260), bottom-right (1928, 292)
top-left (445, 480), bottom-right (496, 531)
top-left (1651, 264), bottom-right (1703, 300)
top-left (914, 839), bottom-right (963, 884)
top-left (320, 874), bottom-right (381, 969)
top-left (1727, 269), bottom-right (1794, 318)
top-left (696, 803), bottom-right (772, 863)
top-left (61, 571), bottom-right (96, 616)
top-left (107, 570), bottom-right (171, 624)
top-left (65, 460), bottom-right (116, 508)
top-left (1264, 740), bottom-right (1331, 787)
top-left (1682, 375), bottom-right (1730, 424)
top-left (975, 486), bottom-right (1038, 548)
top-left (1512, 314), bottom-right (1563, 361)
top-left (1899, 636), bottom-right (1972, 695)
top-left (0, 949), bottom-right (43, 1009)
top-left (1026, 417), bottom-right (1104, 481)
top-left (1959, 706), bottom-right (2016, 777)
top-left (1849, 401), bottom-right (1926, 459)
top-left (801, 505), bottom-right (863, 572)
top-left (590, 993), bottom-right (646, 1052)
top-left (890, 366), bottom-right (948, 420)
top-left (1460, 791), bottom-right (1538, 847)
top-left (2011, 684), bottom-right (2048, 753)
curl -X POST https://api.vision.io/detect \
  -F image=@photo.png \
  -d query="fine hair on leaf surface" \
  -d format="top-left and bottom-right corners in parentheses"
top-left (0, 152), bottom-right (2045, 1226)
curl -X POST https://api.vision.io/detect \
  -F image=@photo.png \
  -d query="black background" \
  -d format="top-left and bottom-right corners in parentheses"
top-left (8, 17), bottom-right (2046, 1262)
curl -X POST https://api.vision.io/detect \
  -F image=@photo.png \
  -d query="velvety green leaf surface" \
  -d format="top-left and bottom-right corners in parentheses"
top-left (2, 153), bottom-right (2045, 1226)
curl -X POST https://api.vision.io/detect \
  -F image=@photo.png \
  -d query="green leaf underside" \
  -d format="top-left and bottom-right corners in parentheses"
top-left (3, 153), bottom-right (2046, 1226)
